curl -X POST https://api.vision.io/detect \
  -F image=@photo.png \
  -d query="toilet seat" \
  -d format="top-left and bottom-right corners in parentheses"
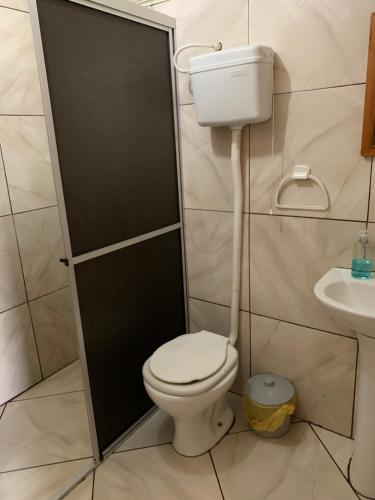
top-left (149, 331), bottom-right (229, 384)
top-left (143, 342), bottom-right (238, 397)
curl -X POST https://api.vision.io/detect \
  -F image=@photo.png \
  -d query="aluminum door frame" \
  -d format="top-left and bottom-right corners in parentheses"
top-left (29, 0), bottom-right (188, 462)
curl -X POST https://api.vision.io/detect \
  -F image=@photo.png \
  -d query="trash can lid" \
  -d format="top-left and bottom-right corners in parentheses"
top-left (245, 373), bottom-right (295, 406)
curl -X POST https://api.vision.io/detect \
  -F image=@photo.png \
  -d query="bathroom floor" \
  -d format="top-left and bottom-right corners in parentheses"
top-left (0, 361), bottom-right (94, 499)
top-left (68, 394), bottom-right (363, 500)
top-left (0, 364), bottom-right (364, 500)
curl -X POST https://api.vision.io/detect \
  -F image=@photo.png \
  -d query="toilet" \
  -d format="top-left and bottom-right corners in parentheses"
top-left (143, 330), bottom-right (238, 456)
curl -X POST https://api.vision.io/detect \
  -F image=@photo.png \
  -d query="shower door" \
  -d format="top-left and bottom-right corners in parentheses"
top-left (29, 0), bottom-right (187, 459)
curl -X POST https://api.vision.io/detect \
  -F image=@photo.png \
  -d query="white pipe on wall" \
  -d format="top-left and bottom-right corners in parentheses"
top-left (228, 127), bottom-right (243, 346)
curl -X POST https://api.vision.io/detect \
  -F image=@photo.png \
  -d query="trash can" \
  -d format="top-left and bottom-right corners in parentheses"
top-left (244, 373), bottom-right (296, 438)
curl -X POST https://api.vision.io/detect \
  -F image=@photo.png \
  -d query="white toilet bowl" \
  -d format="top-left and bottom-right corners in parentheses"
top-left (142, 331), bottom-right (238, 457)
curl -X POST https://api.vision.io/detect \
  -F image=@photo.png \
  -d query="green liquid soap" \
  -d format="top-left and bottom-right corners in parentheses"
top-left (351, 258), bottom-right (373, 279)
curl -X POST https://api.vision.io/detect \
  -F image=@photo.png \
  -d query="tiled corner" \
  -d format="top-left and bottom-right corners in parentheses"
top-left (117, 410), bottom-right (174, 453)
top-left (14, 206), bottom-right (68, 300)
top-left (153, 0), bottom-right (248, 105)
top-left (29, 287), bottom-right (78, 378)
top-left (0, 116), bottom-right (56, 213)
top-left (250, 214), bottom-right (363, 336)
top-left (0, 392), bottom-right (92, 472)
top-left (250, 0), bottom-right (375, 94)
top-left (0, 8), bottom-right (43, 114)
top-left (251, 315), bottom-right (357, 436)
top-left (0, 304), bottom-right (41, 405)
top-left (250, 85), bottom-right (370, 221)
top-left (180, 105), bottom-right (249, 212)
top-left (0, 153), bottom-right (11, 217)
top-left (211, 422), bottom-right (358, 500)
top-left (185, 209), bottom-right (249, 311)
top-left (0, 459), bottom-right (93, 500)
top-left (95, 444), bottom-right (223, 500)
top-left (0, 215), bottom-right (26, 312)
top-left (312, 425), bottom-right (354, 477)
top-left (189, 298), bottom-right (250, 395)
top-left (14, 360), bottom-right (83, 401)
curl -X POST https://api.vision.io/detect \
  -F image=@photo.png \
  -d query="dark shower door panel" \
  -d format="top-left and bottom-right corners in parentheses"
top-left (33, 0), bottom-right (186, 456)
top-left (37, 0), bottom-right (179, 256)
top-left (75, 230), bottom-right (186, 452)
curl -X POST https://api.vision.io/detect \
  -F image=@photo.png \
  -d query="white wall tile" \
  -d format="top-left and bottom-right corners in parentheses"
top-left (250, 214), bottom-right (363, 336)
top-left (250, 0), bottom-right (375, 93)
top-left (189, 298), bottom-right (250, 394)
top-left (0, 2), bottom-right (28, 11)
top-left (181, 105), bottom-right (249, 212)
top-left (0, 153), bottom-right (11, 217)
top-left (251, 315), bottom-right (357, 436)
top-left (185, 209), bottom-right (249, 311)
top-left (0, 304), bottom-right (41, 404)
top-left (14, 206), bottom-right (68, 300)
top-left (0, 8), bottom-right (43, 114)
top-left (0, 215), bottom-right (26, 312)
top-left (29, 287), bottom-right (78, 378)
top-left (153, 0), bottom-right (248, 105)
top-left (0, 116), bottom-right (56, 213)
top-left (250, 85), bottom-right (370, 221)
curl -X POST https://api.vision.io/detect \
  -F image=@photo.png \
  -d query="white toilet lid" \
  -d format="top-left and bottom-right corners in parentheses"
top-left (149, 331), bottom-right (229, 384)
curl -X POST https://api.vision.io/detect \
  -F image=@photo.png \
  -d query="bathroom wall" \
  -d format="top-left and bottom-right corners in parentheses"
top-left (0, 1), bottom-right (77, 404)
top-left (154, 0), bottom-right (375, 437)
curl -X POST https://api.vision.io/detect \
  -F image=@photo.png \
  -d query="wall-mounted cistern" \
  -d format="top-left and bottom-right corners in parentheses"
top-left (143, 43), bottom-right (274, 456)
top-left (314, 268), bottom-right (375, 498)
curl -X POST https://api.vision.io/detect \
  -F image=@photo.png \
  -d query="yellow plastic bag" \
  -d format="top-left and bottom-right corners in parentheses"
top-left (244, 395), bottom-right (296, 433)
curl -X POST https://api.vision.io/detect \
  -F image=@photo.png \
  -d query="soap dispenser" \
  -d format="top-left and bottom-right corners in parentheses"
top-left (351, 229), bottom-right (373, 279)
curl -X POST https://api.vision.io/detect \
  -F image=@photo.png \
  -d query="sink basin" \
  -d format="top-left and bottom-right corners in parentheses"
top-left (315, 267), bottom-right (375, 498)
top-left (314, 267), bottom-right (375, 336)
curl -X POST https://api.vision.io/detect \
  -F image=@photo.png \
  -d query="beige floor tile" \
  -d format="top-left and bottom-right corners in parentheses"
top-left (0, 154), bottom-right (11, 217)
top-left (211, 422), bottom-right (358, 500)
top-left (117, 409), bottom-right (174, 453)
top-left (0, 459), bottom-right (92, 500)
top-left (94, 444), bottom-right (222, 500)
top-left (0, 393), bottom-right (92, 472)
top-left (66, 472), bottom-right (94, 500)
top-left (312, 425), bottom-right (353, 477)
top-left (14, 360), bottom-right (83, 401)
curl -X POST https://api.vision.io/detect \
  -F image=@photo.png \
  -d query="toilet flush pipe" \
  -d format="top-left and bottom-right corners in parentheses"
top-left (228, 127), bottom-right (244, 346)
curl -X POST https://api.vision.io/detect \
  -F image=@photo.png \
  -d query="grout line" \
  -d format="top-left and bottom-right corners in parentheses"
top-left (250, 312), bottom-right (358, 341)
top-left (28, 284), bottom-right (70, 304)
top-left (0, 4), bottom-right (28, 13)
top-left (189, 295), bottom-right (249, 314)
top-left (0, 143), bottom-right (43, 377)
top-left (12, 389), bottom-right (84, 403)
top-left (273, 81), bottom-right (366, 96)
top-left (9, 358), bottom-right (80, 402)
top-left (0, 113), bottom-right (43, 116)
top-left (12, 204), bottom-right (59, 217)
top-left (302, 421), bottom-right (353, 441)
top-left (113, 440), bottom-right (172, 455)
top-left (309, 424), bottom-right (361, 499)
top-left (0, 456), bottom-right (94, 476)
top-left (209, 452), bottom-right (225, 500)
top-left (185, 207), bottom-right (367, 224)
top-left (0, 403), bottom-right (6, 420)
top-left (91, 468), bottom-right (96, 500)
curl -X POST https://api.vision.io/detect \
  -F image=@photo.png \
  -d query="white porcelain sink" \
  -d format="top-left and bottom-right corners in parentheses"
top-left (315, 267), bottom-right (375, 499)
top-left (314, 267), bottom-right (375, 337)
